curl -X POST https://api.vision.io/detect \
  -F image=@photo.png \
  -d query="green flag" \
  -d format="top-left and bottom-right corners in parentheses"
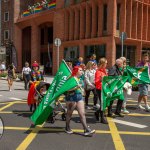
top-left (126, 66), bottom-right (150, 85)
top-left (101, 76), bottom-right (129, 111)
top-left (31, 60), bottom-right (78, 125)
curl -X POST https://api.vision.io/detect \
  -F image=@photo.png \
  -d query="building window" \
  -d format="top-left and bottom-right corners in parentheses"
top-left (85, 45), bottom-right (106, 63)
top-left (74, 0), bottom-right (81, 4)
top-left (141, 47), bottom-right (150, 56)
top-left (4, 30), bottom-right (9, 40)
top-left (64, 46), bottom-right (79, 63)
top-left (116, 45), bottom-right (136, 66)
top-left (4, 12), bottom-right (9, 22)
top-left (64, 0), bottom-right (70, 7)
top-left (116, 3), bottom-right (121, 30)
top-left (103, 4), bottom-right (107, 31)
top-left (4, 0), bottom-right (9, 2)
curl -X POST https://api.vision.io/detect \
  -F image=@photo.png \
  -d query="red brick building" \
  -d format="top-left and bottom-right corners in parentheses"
top-left (0, 0), bottom-right (14, 62)
top-left (3, 0), bottom-right (150, 74)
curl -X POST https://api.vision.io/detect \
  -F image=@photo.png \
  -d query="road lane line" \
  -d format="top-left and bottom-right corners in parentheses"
top-left (119, 131), bottom-right (150, 136)
top-left (1, 110), bottom-right (150, 117)
top-left (128, 113), bottom-right (150, 117)
top-left (4, 126), bottom-right (30, 130)
top-left (108, 117), bottom-right (125, 150)
top-left (0, 102), bottom-right (9, 105)
top-left (112, 119), bottom-right (148, 128)
top-left (16, 124), bottom-right (44, 150)
top-left (3, 126), bottom-right (150, 136)
top-left (0, 102), bottom-right (15, 111)
top-left (9, 97), bottom-right (22, 100)
top-left (0, 101), bottom-right (26, 104)
top-left (127, 100), bottom-right (150, 104)
top-left (0, 111), bottom-right (32, 114)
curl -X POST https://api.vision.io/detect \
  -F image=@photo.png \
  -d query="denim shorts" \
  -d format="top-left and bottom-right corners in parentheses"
top-left (139, 84), bottom-right (148, 96)
top-left (65, 93), bottom-right (83, 102)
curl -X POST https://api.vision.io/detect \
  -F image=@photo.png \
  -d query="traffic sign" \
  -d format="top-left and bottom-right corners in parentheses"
top-left (119, 32), bottom-right (127, 41)
top-left (54, 38), bottom-right (61, 47)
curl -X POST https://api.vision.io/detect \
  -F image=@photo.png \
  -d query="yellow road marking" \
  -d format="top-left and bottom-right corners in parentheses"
top-left (108, 117), bottom-right (125, 150)
top-left (127, 100), bottom-right (150, 104)
top-left (0, 111), bottom-right (32, 114)
top-left (3, 126), bottom-right (150, 136)
top-left (127, 113), bottom-right (150, 116)
top-left (119, 131), bottom-right (150, 136)
top-left (0, 102), bottom-right (9, 105)
top-left (0, 100), bottom-right (26, 104)
top-left (16, 124), bottom-right (44, 150)
top-left (0, 102), bottom-right (15, 111)
top-left (4, 126), bottom-right (31, 131)
top-left (0, 110), bottom-right (150, 117)
top-left (127, 100), bottom-right (137, 103)
top-left (13, 101), bottom-right (27, 104)
top-left (0, 110), bottom-right (79, 115)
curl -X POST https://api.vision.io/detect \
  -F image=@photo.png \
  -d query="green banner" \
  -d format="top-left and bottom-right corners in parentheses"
top-left (101, 76), bottom-right (129, 111)
top-left (31, 60), bottom-right (78, 125)
top-left (126, 66), bottom-right (150, 85)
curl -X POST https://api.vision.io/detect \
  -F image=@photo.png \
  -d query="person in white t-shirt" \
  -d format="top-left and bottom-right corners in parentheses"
top-left (22, 62), bottom-right (31, 90)
top-left (0, 61), bottom-right (6, 72)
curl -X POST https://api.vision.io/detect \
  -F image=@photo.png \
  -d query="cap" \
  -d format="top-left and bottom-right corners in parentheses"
top-left (32, 61), bottom-right (39, 67)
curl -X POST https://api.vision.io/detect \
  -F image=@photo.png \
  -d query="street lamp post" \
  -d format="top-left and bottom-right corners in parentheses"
top-left (54, 38), bottom-right (61, 70)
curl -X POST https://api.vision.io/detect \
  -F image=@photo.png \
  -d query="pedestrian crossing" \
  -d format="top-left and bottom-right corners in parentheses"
top-left (0, 99), bottom-right (150, 150)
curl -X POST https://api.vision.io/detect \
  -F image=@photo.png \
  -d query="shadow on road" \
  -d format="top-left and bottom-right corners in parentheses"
top-left (12, 110), bottom-right (32, 118)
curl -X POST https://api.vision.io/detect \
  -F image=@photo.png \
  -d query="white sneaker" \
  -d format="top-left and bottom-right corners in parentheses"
top-left (137, 105), bottom-right (145, 110)
top-left (85, 106), bottom-right (91, 110)
top-left (65, 129), bottom-right (73, 134)
top-left (122, 108), bottom-right (129, 114)
top-left (145, 105), bottom-right (150, 111)
top-left (84, 128), bottom-right (95, 136)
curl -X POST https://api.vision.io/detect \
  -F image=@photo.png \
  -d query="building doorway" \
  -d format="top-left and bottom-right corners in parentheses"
top-left (39, 23), bottom-right (53, 74)
top-left (22, 27), bottom-right (31, 67)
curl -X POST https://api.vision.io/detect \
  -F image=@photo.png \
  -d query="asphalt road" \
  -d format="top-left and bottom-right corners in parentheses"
top-left (0, 79), bottom-right (150, 150)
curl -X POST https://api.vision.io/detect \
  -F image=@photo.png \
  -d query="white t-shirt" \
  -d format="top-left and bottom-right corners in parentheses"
top-left (0, 64), bottom-right (6, 70)
top-left (22, 67), bottom-right (31, 75)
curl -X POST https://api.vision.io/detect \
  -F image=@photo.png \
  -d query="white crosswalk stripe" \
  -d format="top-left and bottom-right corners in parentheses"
top-left (112, 119), bottom-right (148, 128)
top-left (9, 97), bottom-right (22, 101)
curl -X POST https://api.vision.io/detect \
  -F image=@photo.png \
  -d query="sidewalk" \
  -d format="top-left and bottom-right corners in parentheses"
top-left (43, 75), bottom-right (54, 83)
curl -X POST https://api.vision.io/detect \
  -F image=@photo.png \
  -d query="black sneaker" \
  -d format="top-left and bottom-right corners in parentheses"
top-left (84, 128), bottom-right (95, 136)
top-left (65, 128), bottom-right (73, 134)
top-left (101, 117), bottom-right (108, 124)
